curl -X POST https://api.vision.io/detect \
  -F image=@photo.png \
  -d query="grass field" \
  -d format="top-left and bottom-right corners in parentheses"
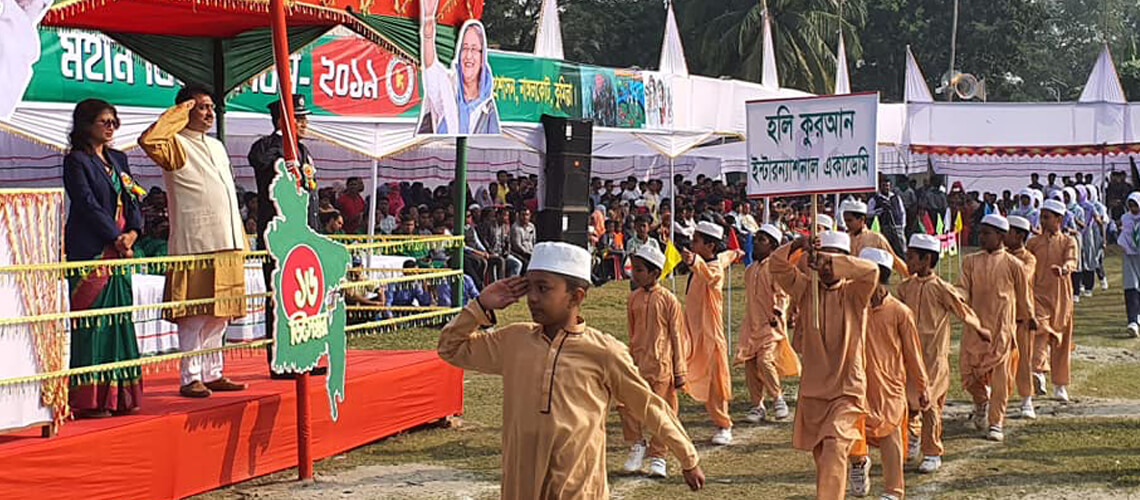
top-left (200, 248), bottom-right (1140, 500)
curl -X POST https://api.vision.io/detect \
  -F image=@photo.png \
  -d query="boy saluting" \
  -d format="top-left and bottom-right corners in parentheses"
top-left (438, 242), bottom-right (705, 499)
top-left (619, 244), bottom-right (688, 478)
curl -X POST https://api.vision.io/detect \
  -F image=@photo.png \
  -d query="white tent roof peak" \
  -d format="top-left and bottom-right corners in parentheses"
top-left (904, 45), bottom-right (934, 103)
top-left (533, 0), bottom-right (564, 60)
top-left (658, 0), bottom-right (688, 76)
top-left (834, 31), bottom-right (850, 94)
top-left (1079, 44), bottom-right (1126, 103)
top-left (761, 8), bottom-right (779, 88)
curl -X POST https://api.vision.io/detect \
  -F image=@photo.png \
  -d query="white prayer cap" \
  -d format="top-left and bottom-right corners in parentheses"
top-left (528, 242), bottom-right (592, 283)
top-left (695, 221), bottom-right (724, 241)
top-left (845, 200), bottom-right (868, 215)
top-left (468, 204), bottom-right (481, 212)
top-left (1008, 215), bottom-right (1032, 233)
top-left (633, 244), bottom-right (666, 270)
top-left (819, 231), bottom-right (851, 254)
top-left (981, 214), bottom-right (1010, 232)
top-left (815, 214), bottom-right (835, 230)
top-left (909, 233), bottom-right (941, 253)
top-left (1042, 199), bottom-right (1067, 215)
top-left (859, 247), bottom-right (893, 269)
top-left (1018, 187), bottom-right (1034, 198)
top-left (759, 224), bottom-right (782, 245)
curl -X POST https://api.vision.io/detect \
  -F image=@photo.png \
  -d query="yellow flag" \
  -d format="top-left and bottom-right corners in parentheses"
top-left (954, 211), bottom-right (963, 233)
top-left (661, 241), bottom-right (683, 280)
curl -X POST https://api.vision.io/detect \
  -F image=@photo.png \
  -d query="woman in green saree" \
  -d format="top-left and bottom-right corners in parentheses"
top-left (63, 99), bottom-right (146, 418)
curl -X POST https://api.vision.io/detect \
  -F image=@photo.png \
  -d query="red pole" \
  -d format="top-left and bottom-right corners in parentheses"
top-left (269, 0), bottom-right (312, 481)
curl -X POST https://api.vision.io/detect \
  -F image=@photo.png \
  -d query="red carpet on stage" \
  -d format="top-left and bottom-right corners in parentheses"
top-left (0, 350), bottom-right (463, 500)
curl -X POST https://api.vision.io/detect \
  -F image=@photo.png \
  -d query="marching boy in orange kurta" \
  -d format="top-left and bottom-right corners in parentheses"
top-left (851, 247), bottom-right (930, 500)
top-left (1026, 199), bottom-right (1079, 403)
top-left (735, 223), bottom-right (795, 424)
top-left (438, 242), bottom-right (705, 499)
top-left (1005, 215), bottom-right (1040, 419)
top-left (771, 231), bottom-right (878, 500)
top-left (619, 245), bottom-right (689, 478)
top-left (898, 234), bottom-right (991, 474)
top-left (681, 221), bottom-right (744, 445)
top-left (958, 214), bottom-right (1033, 443)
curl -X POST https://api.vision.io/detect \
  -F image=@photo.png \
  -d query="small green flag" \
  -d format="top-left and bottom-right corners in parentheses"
top-left (870, 216), bottom-right (881, 233)
top-left (935, 215), bottom-right (944, 235)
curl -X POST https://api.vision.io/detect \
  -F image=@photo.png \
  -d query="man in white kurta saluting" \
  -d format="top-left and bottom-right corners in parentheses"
top-left (139, 85), bottom-right (248, 398)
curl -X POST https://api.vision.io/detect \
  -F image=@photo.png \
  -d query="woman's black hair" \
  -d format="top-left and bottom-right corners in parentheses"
top-left (68, 98), bottom-right (117, 153)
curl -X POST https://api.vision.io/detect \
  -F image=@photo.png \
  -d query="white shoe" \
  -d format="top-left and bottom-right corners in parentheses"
top-left (918, 455), bottom-right (942, 473)
top-left (1074, 294), bottom-right (1081, 304)
top-left (1129, 323), bottom-right (1139, 338)
top-left (1033, 372), bottom-right (1047, 396)
top-left (1021, 398), bottom-right (1037, 420)
top-left (647, 457), bottom-right (668, 478)
top-left (971, 403), bottom-right (988, 431)
top-left (1102, 277), bottom-right (1109, 290)
top-left (1083, 289), bottom-right (1094, 298)
top-left (773, 396), bottom-right (790, 419)
top-left (987, 425), bottom-right (1004, 442)
top-left (711, 427), bottom-right (733, 445)
top-left (848, 456), bottom-right (871, 497)
top-left (1054, 385), bottom-right (1070, 402)
top-left (623, 441), bottom-right (647, 472)
top-left (745, 404), bottom-right (766, 424)
top-left (906, 432), bottom-right (921, 462)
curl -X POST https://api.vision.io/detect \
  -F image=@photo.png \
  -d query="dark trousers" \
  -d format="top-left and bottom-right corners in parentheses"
top-left (1126, 289), bottom-right (1140, 324)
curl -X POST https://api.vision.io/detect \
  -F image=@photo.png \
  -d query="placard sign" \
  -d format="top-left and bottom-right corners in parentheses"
top-left (746, 92), bottom-right (878, 197)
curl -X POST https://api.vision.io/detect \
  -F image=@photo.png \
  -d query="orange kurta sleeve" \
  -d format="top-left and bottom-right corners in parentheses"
top-left (606, 338), bottom-right (700, 470)
top-left (936, 279), bottom-right (989, 338)
top-left (666, 295), bottom-right (687, 379)
top-left (898, 305), bottom-right (929, 410)
top-left (1012, 257), bottom-right (1032, 323)
top-left (138, 102), bottom-right (192, 172)
top-left (437, 301), bottom-right (505, 375)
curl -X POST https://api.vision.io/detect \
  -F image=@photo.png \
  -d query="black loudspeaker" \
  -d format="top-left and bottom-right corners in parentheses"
top-left (538, 115), bottom-right (593, 213)
top-left (536, 208), bottom-right (591, 248)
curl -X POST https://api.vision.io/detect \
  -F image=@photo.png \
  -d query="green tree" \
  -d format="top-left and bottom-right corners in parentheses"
top-left (676, 0), bottom-right (867, 94)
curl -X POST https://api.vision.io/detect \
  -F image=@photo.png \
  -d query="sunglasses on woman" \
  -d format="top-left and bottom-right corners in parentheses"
top-left (96, 118), bottom-right (121, 129)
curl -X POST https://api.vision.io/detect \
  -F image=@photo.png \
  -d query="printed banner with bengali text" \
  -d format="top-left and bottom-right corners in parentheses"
top-left (745, 92), bottom-right (879, 197)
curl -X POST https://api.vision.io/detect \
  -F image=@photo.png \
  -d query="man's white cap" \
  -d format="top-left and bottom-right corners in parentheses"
top-left (1008, 215), bottom-right (1032, 233)
top-left (633, 244), bottom-right (666, 270)
top-left (759, 223), bottom-right (782, 245)
top-left (528, 242), bottom-right (592, 283)
top-left (695, 221), bottom-right (724, 241)
top-left (981, 214), bottom-right (1010, 232)
top-left (909, 233), bottom-right (941, 253)
top-left (845, 200), bottom-right (868, 215)
top-left (819, 231), bottom-right (851, 254)
top-left (859, 247), bottom-right (893, 269)
top-left (816, 214), bottom-right (835, 230)
top-left (1042, 199), bottom-right (1067, 215)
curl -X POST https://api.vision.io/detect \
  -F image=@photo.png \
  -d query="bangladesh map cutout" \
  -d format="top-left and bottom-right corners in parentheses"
top-left (265, 158), bottom-right (351, 420)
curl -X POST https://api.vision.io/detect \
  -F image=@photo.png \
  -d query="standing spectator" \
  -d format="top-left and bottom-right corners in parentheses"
top-left (1106, 170), bottom-right (1131, 223)
top-left (485, 208), bottom-right (522, 277)
top-left (376, 202), bottom-right (397, 234)
top-left (138, 85), bottom-right (247, 398)
top-left (1044, 173), bottom-right (1062, 199)
top-left (626, 215), bottom-right (659, 257)
top-left (1029, 173), bottom-right (1044, 191)
top-left (63, 98), bottom-right (144, 417)
top-left (867, 176), bottom-right (907, 257)
top-left (510, 207), bottom-right (535, 269)
top-left (495, 170), bottom-right (511, 205)
top-left (336, 176), bottom-right (366, 234)
top-left (320, 210), bottom-right (344, 235)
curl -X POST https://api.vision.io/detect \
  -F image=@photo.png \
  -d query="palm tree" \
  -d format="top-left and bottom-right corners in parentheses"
top-left (678, 0), bottom-right (866, 93)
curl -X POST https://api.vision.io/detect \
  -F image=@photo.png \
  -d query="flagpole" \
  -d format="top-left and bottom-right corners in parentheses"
top-left (811, 195), bottom-right (820, 332)
top-left (670, 157), bottom-right (677, 292)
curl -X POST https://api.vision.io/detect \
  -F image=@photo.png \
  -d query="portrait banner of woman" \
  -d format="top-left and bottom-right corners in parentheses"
top-left (417, 0), bottom-right (501, 136)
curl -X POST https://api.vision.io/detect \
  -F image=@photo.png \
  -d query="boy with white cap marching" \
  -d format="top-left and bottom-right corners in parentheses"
top-left (898, 233), bottom-right (990, 473)
top-left (1005, 215), bottom-right (1040, 418)
top-left (619, 244), bottom-right (689, 478)
top-left (843, 200), bottom-right (909, 276)
top-left (438, 242), bottom-right (705, 499)
top-left (1026, 199), bottom-right (1079, 402)
top-left (958, 214), bottom-right (1033, 442)
top-left (681, 221), bottom-right (745, 445)
top-left (849, 247), bottom-right (929, 500)
top-left (735, 223), bottom-right (795, 424)
top-left (771, 230), bottom-right (879, 500)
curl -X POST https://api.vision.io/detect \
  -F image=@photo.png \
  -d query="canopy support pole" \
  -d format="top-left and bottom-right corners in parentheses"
top-left (453, 137), bottom-right (469, 306)
top-left (213, 39), bottom-right (226, 143)
top-left (669, 157), bottom-right (676, 292)
top-left (367, 158), bottom-right (379, 268)
top-left (269, 0), bottom-right (310, 482)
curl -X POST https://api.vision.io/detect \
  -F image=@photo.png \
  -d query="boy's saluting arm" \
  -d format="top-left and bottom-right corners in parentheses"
top-left (438, 277), bottom-right (529, 375)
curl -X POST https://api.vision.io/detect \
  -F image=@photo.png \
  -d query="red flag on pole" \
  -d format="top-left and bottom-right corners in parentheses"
top-left (921, 212), bottom-right (936, 235)
top-left (727, 226), bottom-right (741, 251)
